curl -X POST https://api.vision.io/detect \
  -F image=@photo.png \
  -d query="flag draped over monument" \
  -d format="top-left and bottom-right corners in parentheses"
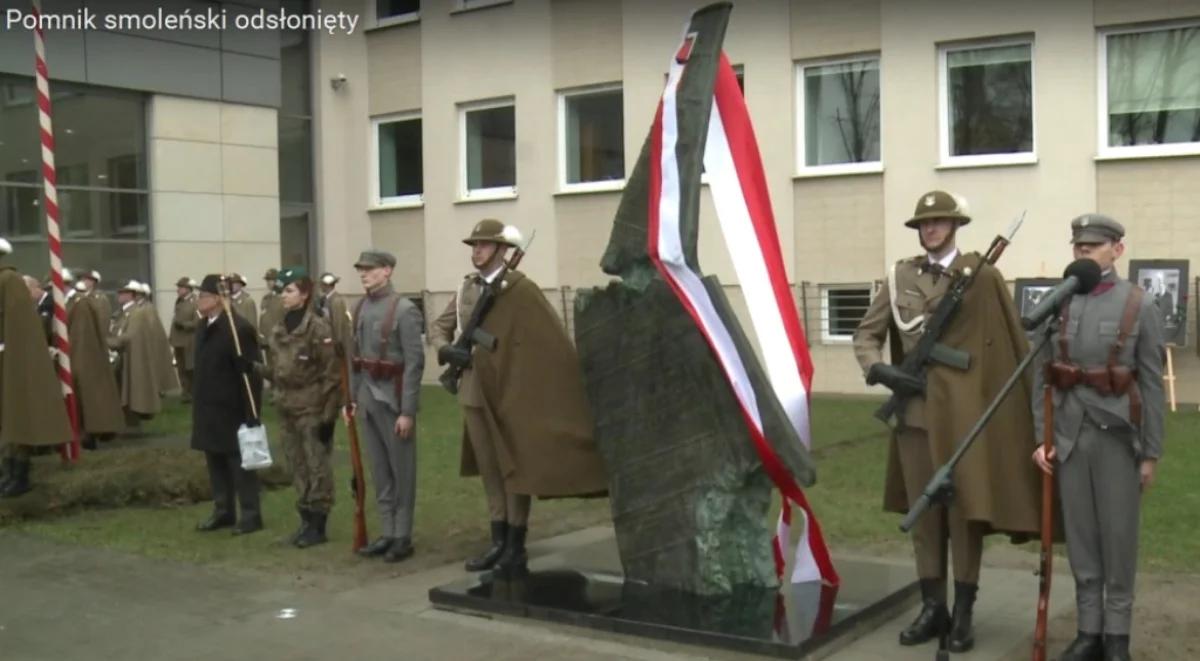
top-left (643, 5), bottom-right (837, 588)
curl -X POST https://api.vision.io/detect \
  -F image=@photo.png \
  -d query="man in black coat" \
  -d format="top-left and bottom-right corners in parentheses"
top-left (192, 274), bottom-right (265, 535)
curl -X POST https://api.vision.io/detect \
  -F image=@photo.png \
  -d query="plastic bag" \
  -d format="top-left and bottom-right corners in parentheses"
top-left (238, 423), bottom-right (273, 471)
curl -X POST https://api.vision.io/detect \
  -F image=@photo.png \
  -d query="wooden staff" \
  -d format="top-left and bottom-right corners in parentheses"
top-left (216, 277), bottom-right (259, 422)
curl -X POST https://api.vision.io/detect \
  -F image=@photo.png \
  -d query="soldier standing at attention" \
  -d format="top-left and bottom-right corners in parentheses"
top-left (1031, 215), bottom-right (1165, 661)
top-left (0, 238), bottom-right (71, 498)
top-left (265, 267), bottom-right (341, 547)
top-left (344, 250), bottom-right (425, 563)
top-left (853, 191), bottom-right (1042, 652)
top-left (170, 277), bottom-right (200, 403)
top-left (228, 273), bottom-right (258, 333)
top-left (259, 268), bottom-right (284, 349)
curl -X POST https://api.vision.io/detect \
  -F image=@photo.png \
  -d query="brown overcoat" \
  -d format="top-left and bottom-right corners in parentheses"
top-left (0, 267), bottom-right (72, 447)
top-left (67, 296), bottom-right (124, 434)
top-left (110, 302), bottom-right (176, 415)
top-left (457, 271), bottom-right (607, 497)
top-left (856, 253), bottom-right (1042, 537)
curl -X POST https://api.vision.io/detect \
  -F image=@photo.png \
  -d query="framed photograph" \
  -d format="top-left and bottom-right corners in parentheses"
top-left (1013, 278), bottom-right (1060, 325)
top-left (1129, 259), bottom-right (1189, 347)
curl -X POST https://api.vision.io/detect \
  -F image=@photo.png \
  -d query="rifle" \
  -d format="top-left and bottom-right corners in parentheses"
top-left (438, 230), bottom-right (536, 394)
top-left (1032, 373), bottom-right (1056, 661)
top-left (339, 351), bottom-right (369, 552)
top-left (874, 211), bottom-right (1026, 427)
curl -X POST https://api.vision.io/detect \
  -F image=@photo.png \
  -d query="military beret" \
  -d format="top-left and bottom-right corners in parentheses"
top-left (354, 250), bottom-right (396, 269)
top-left (906, 190), bottom-right (971, 229)
top-left (176, 276), bottom-right (194, 288)
top-left (276, 266), bottom-right (308, 288)
top-left (320, 272), bottom-right (340, 286)
top-left (1070, 214), bottom-right (1124, 244)
top-left (198, 274), bottom-right (223, 295)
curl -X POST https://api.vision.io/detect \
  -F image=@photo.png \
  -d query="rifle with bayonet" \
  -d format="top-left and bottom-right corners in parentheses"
top-left (437, 231), bottom-right (535, 394)
top-left (872, 211), bottom-right (1026, 427)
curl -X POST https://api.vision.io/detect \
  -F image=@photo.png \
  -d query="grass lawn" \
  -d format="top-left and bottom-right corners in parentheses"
top-left (7, 389), bottom-right (1198, 577)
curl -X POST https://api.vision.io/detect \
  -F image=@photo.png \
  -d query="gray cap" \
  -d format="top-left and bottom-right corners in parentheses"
top-left (1070, 213), bottom-right (1125, 244)
top-left (353, 249), bottom-right (396, 269)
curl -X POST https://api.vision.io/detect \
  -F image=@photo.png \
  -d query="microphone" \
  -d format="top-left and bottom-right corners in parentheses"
top-left (1021, 259), bottom-right (1104, 330)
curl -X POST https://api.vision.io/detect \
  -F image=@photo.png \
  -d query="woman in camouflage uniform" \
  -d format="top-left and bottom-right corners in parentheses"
top-left (267, 267), bottom-right (342, 548)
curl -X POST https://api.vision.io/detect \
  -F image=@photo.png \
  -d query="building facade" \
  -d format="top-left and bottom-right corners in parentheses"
top-left (3, 0), bottom-right (1199, 398)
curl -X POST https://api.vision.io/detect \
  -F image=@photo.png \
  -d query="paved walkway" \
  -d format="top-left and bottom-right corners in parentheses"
top-left (0, 528), bottom-right (1071, 660)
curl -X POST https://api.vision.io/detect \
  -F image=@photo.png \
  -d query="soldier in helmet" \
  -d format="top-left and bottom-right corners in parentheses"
top-left (317, 272), bottom-right (353, 358)
top-left (852, 191), bottom-right (1042, 652)
top-left (170, 277), bottom-right (200, 403)
top-left (80, 269), bottom-right (111, 326)
top-left (344, 250), bottom-right (425, 562)
top-left (259, 268), bottom-right (284, 351)
top-left (1031, 215), bottom-right (1165, 661)
top-left (0, 238), bottom-right (72, 497)
top-left (430, 219), bottom-right (606, 575)
top-left (265, 267), bottom-right (341, 548)
top-left (227, 273), bottom-right (258, 332)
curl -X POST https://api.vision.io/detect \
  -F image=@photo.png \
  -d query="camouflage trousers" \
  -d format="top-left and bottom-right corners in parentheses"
top-left (279, 412), bottom-right (335, 514)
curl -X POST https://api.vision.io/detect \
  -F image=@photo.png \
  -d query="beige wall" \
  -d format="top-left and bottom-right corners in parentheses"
top-left (313, 0), bottom-right (373, 284)
top-left (148, 95), bottom-right (280, 327)
top-left (1097, 158), bottom-right (1200, 404)
top-left (332, 0), bottom-right (1200, 395)
top-left (880, 0), bottom-right (1098, 281)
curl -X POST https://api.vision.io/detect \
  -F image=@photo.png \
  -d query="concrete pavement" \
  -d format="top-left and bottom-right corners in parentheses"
top-left (0, 528), bottom-right (1072, 660)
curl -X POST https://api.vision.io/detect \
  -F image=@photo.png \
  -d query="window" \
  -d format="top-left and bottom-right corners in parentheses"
top-left (821, 285), bottom-right (872, 343)
top-left (0, 74), bottom-right (150, 287)
top-left (558, 85), bottom-right (624, 192)
top-left (460, 99), bottom-right (516, 200)
top-left (939, 40), bottom-right (1034, 166)
top-left (278, 26), bottom-right (316, 270)
top-left (797, 56), bottom-right (881, 174)
top-left (1100, 23), bottom-right (1200, 158)
top-left (372, 114), bottom-right (423, 207)
top-left (376, 0), bottom-right (419, 25)
top-left (453, 0), bottom-right (512, 12)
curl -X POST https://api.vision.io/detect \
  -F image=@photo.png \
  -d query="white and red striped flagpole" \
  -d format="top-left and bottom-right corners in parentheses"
top-left (33, 0), bottom-right (81, 462)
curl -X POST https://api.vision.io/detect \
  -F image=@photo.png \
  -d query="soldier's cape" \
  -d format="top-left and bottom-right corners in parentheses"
top-left (884, 253), bottom-right (1043, 537)
top-left (118, 303), bottom-right (177, 415)
top-left (68, 295), bottom-right (124, 435)
top-left (591, 2), bottom-right (836, 588)
top-left (461, 270), bottom-right (608, 498)
top-left (0, 267), bottom-right (72, 447)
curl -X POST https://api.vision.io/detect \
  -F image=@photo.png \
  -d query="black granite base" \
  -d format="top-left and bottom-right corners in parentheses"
top-left (429, 543), bottom-right (918, 658)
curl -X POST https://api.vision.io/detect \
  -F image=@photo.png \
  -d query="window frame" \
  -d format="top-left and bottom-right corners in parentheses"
top-left (452, 0), bottom-right (512, 14)
top-left (556, 82), bottom-right (626, 194)
top-left (458, 97), bottom-right (518, 202)
top-left (372, 0), bottom-right (420, 29)
top-left (819, 283), bottom-right (874, 344)
top-left (937, 37), bottom-right (1038, 169)
top-left (370, 110), bottom-right (424, 210)
top-left (794, 53), bottom-right (884, 177)
top-left (1097, 20), bottom-right (1200, 160)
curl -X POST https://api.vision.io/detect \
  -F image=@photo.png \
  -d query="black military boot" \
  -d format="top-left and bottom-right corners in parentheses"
top-left (899, 578), bottom-right (950, 646)
top-left (232, 515), bottom-right (263, 535)
top-left (384, 537), bottom-right (414, 563)
top-left (357, 536), bottom-right (395, 558)
top-left (464, 521), bottom-right (508, 572)
top-left (0, 459), bottom-right (32, 498)
top-left (947, 581), bottom-right (977, 652)
top-left (493, 525), bottom-right (528, 575)
top-left (287, 509), bottom-right (311, 546)
top-left (1103, 634), bottom-right (1131, 661)
top-left (295, 512), bottom-right (328, 548)
top-left (1059, 632), bottom-right (1104, 660)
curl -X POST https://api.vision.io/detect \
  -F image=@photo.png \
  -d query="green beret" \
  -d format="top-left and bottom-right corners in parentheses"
top-left (276, 266), bottom-right (309, 288)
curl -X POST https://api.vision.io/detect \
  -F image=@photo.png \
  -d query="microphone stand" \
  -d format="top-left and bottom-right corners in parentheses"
top-left (900, 315), bottom-right (1059, 533)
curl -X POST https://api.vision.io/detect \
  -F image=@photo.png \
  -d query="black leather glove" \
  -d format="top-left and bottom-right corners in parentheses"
top-left (866, 363), bottom-right (925, 397)
top-left (232, 355), bottom-right (257, 375)
top-left (317, 420), bottom-right (335, 446)
top-left (437, 345), bottom-right (471, 369)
